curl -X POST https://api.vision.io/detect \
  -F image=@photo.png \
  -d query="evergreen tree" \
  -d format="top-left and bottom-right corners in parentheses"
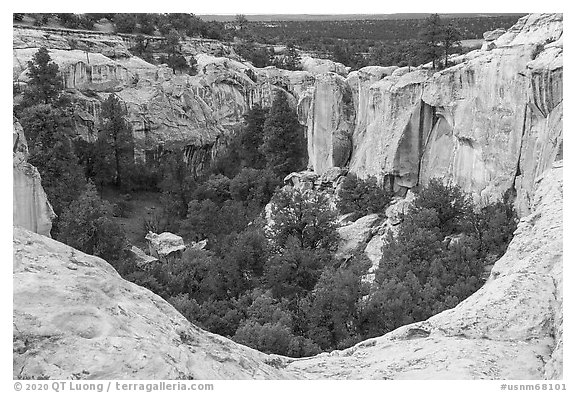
top-left (260, 91), bottom-right (305, 177)
top-left (164, 29), bottom-right (188, 74)
top-left (267, 188), bottom-right (338, 251)
top-left (57, 182), bottom-right (126, 262)
top-left (420, 14), bottom-right (443, 69)
top-left (99, 94), bottom-right (135, 189)
top-left (337, 174), bottom-right (394, 216)
top-left (23, 47), bottom-right (63, 106)
top-left (19, 104), bottom-right (86, 218)
top-left (441, 23), bottom-right (462, 68)
top-left (239, 105), bottom-right (268, 168)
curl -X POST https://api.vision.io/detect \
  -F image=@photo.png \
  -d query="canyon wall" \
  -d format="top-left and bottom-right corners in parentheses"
top-left (13, 27), bottom-right (323, 172)
top-left (306, 13), bottom-right (563, 214)
top-left (12, 15), bottom-right (563, 379)
top-left (13, 14), bottom-right (562, 211)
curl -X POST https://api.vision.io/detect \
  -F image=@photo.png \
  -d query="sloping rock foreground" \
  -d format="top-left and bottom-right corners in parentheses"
top-left (13, 163), bottom-right (562, 379)
top-left (13, 226), bottom-right (297, 380)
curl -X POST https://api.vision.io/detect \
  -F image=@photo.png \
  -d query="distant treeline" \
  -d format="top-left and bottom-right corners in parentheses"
top-left (247, 16), bottom-right (523, 47)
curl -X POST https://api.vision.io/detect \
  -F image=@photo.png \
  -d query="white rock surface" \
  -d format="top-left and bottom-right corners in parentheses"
top-left (13, 227), bottom-right (297, 380)
top-left (335, 214), bottom-right (380, 260)
top-left (303, 14), bottom-right (562, 207)
top-left (145, 231), bottom-right (186, 259)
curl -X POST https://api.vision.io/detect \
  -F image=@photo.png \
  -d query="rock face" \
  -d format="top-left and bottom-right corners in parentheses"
top-left (13, 227), bottom-right (296, 380)
top-left (12, 26), bottom-right (317, 174)
top-left (285, 163), bottom-right (563, 379)
top-left (304, 14), bottom-right (562, 212)
top-left (13, 119), bottom-right (55, 237)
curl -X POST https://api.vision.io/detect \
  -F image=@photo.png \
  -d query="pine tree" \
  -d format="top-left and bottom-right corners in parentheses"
top-left (420, 14), bottom-right (444, 69)
top-left (441, 23), bottom-right (462, 68)
top-left (19, 104), bottom-right (86, 218)
top-left (57, 182), bottom-right (125, 262)
top-left (260, 91), bottom-right (305, 177)
top-left (23, 47), bottom-right (63, 106)
top-left (99, 94), bottom-right (135, 189)
top-left (239, 105), bottom-right (268, 168)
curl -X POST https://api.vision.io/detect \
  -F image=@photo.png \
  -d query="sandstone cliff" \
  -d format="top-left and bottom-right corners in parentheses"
top-left (12, 26), bottom-right (323, 173)
top-left (305, 13), bottom-right (562, 214)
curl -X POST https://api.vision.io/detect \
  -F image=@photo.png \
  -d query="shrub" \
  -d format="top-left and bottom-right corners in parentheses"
top-left (268, 188), bottom-right (339, 251)
top-left (412, 178), bottom-right (472, 234)
top-left (337, 174), bottom-right (394, 216)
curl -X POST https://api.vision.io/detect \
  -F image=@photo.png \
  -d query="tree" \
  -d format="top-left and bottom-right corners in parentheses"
top-left (441, 23), bottom-right (462, 68)
top-left (99, 94), bottom-right (135, 189)
top-left (229, 168), bottom-right (280, 207)
top-left (235, 14), bottom-right (248, 30)
top-left (420, 14), bottom-right (443, 69)
top-left (283, 43), bottom-right (301, 71)
top-left (164, 29), bottom-right (189, 74)
top-left (260, 91), bottom-right (306, 177)
top-left (23, 47), bottom-right (63, 106)
top-left (114, 13), bottom-right (137, 33)
top-left (337, 174), bottom-right (394, 216)
top-left (158, 148), bottom-right (195, 217)
top-left (307, 268), bottom-right (363, 350)
top-left (412, 178), bottom-right (472, 234)
top-left (264, 239), bottom-right (331, 299)
top-left (268, 187), bottom-right (338, 251)
top-left (57, 182), bottom-right (126, 262)
top-left (19, 104), bottom-right (86, 218)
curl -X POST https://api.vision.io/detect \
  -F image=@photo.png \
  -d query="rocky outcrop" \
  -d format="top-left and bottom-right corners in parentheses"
top-left (286, 163), bottom-right (563, 379)
top-left (335, 213), bottom-right (380, 260)
top-left (13, 119), bottom-right (55, 237)
top-left (145, 231), bottom-right (186, 260)
top-left (300, 56), bottom-right (348, 76)
top-left (13, 226), bottom-right (297, 380)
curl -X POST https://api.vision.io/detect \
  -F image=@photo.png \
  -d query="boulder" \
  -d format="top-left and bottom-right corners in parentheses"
top-left (128, 245), bottom-right (159, 269)
top-left (145, 232), bottom-right (186, 260)
top-left (335, 214), bottom-right (380, 260)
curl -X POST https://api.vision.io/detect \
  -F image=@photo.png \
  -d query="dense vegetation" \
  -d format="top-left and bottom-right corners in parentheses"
top-left (15, 35), bottom-right (518, 357)
top-left (14, 13), bottom-right (522, 71)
